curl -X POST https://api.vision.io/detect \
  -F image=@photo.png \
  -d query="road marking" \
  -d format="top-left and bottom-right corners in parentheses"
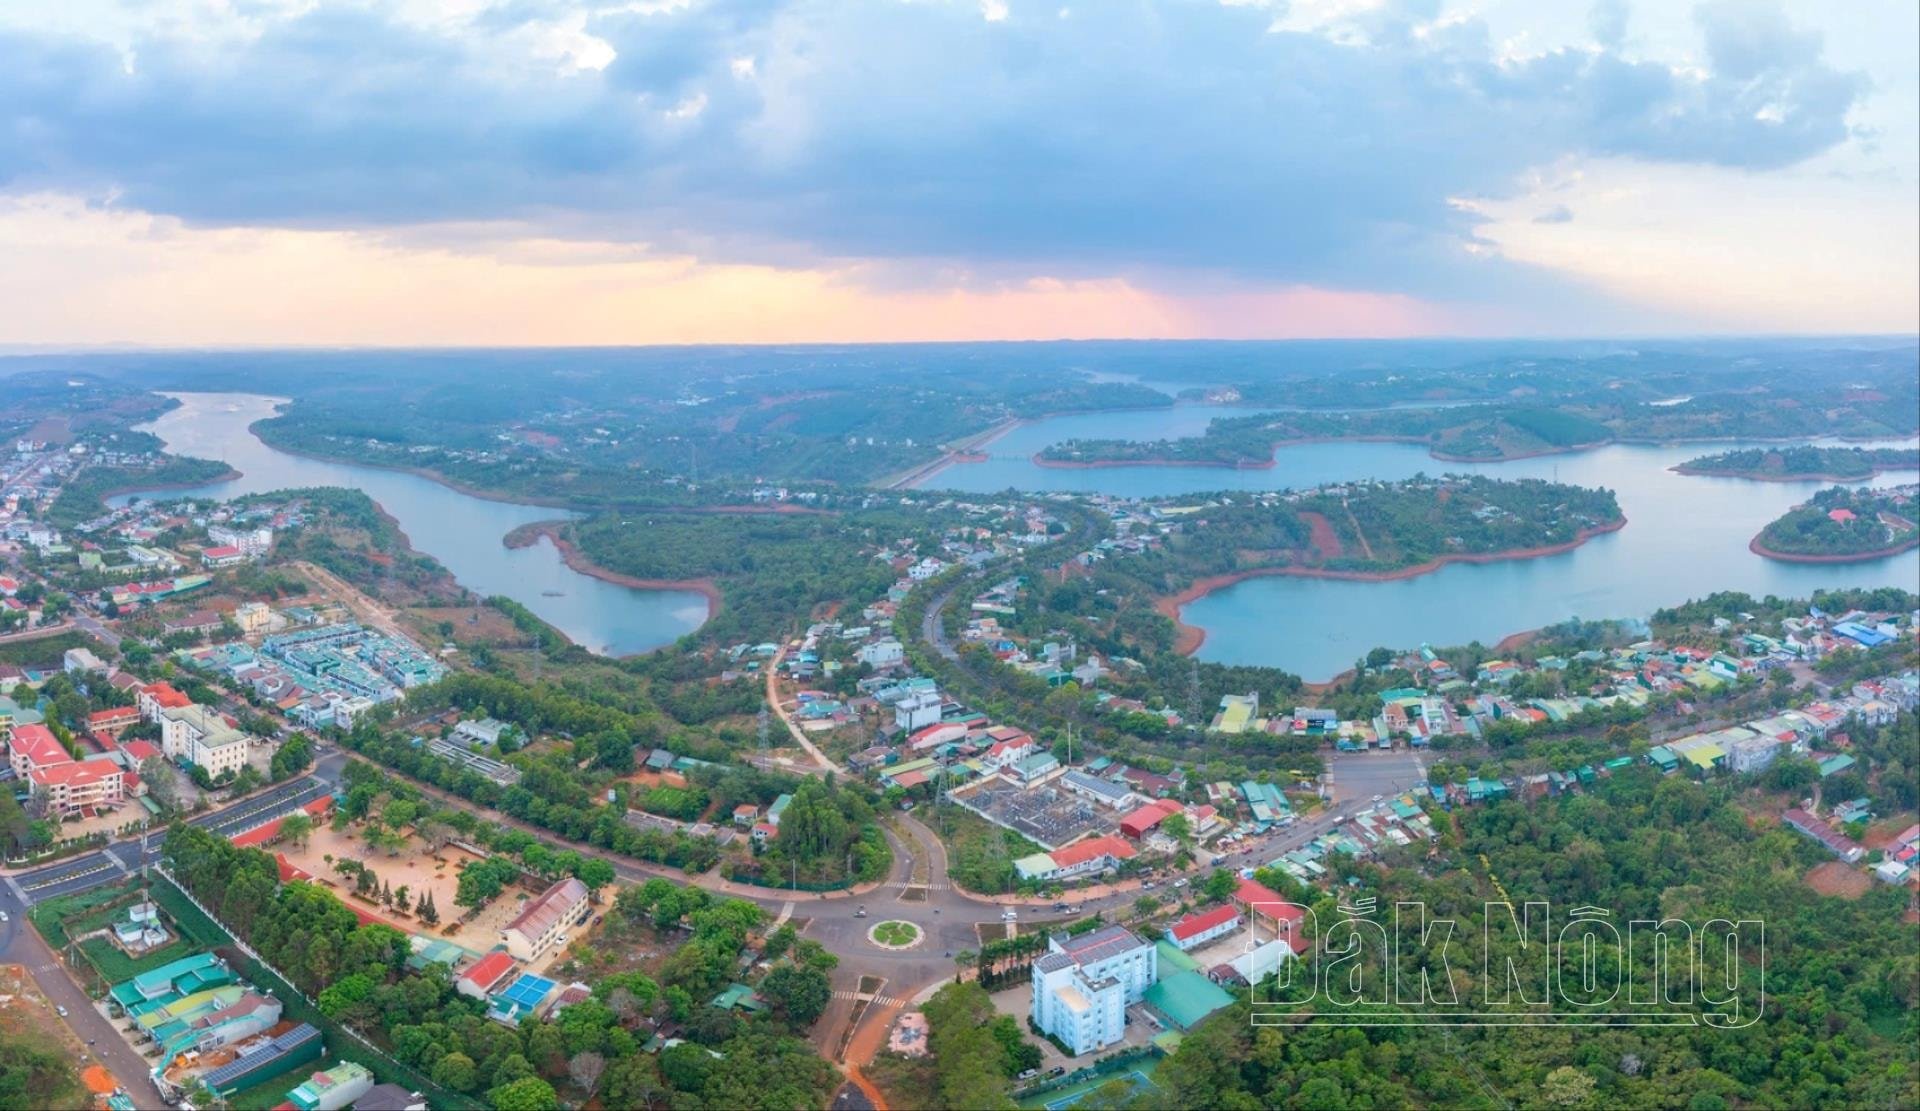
top-left (773, 901), bottom-right (795, 928)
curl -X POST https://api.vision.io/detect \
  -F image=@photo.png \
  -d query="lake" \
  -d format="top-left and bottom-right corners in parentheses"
top-left (920, 408), bottom-right (1920, 680)
top-left (118, 393), bottom-right (709, 656)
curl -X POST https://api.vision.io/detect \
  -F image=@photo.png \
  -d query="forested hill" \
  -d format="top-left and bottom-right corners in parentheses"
top-left (1678, 445), bottom-right (1920, 481)
top-left (1123, 475), bottom-right (1623, 587)
top-left (1754, 486), bottom-right (1920, 560)
top-left (1152, 769), bottom-right (1920, 1110)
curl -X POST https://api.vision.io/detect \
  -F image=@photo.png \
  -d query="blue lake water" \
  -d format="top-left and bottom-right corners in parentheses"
top-left (920, 409), bottom-right (1919, 680)
top-left (117, 393), bottom-right (708, 656)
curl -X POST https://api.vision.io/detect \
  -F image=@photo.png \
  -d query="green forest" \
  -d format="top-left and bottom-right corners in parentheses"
top-left (1755, 486), bottom-right (1919, 558)
top-left (1149, 769), bottom-right (1920, 1110)
top-left (1679, 446), bottom-right (1920, 481)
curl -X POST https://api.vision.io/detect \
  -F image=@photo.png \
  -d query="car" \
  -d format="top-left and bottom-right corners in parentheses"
top-left (1018, 1069), bottom-right (1039, 1081)
top-left (1001, 909), bottom-right (1019, 920)
top-left (1372, 793), bottom-right (1383, 802)
top-left (1141, 880), bottom-right (1154, 889)
top-left (1173, 878), bottom-right (1188, 888)
top-left (1049, 1066), bottom-right (1067, 1077)
top-left (55, 1005), bottom-right (67, 1017)
top-left (0, 910), bottom-right (9, 922)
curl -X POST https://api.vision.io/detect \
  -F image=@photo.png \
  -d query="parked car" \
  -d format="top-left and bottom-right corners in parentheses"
top-left (1173, 878), bottom-right (1188, 888)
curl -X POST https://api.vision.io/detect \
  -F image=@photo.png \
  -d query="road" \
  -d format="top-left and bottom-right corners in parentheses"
top-left (0, 910), bottom-right (161, 1102)
top-left (73, 612), bottom-right (123, 650)
top-left (764, 641), bottom-right (845, 775)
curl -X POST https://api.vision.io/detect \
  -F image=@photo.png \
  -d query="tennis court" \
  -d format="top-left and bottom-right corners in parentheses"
top-left (495, 973), bottom-right (555, 1010)
top-left (1038, 1067), bottom-right (1157, 1111)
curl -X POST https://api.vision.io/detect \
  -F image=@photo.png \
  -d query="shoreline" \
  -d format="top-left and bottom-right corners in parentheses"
top-left (1157, 518), bottom-right (1627, 657)
top-left (886, 417), bottom-right (1027, 489)
top-left (503, 522), bottom-right (722, 617)
top-left (98, 464), bottom-right (243, 503)
top-left (1673, 463), bottom-right (1920, 483)
top-left (1747, 532), bottom-right (1920, 564)
top-left (1032, 434), bottom-right (1615, 471)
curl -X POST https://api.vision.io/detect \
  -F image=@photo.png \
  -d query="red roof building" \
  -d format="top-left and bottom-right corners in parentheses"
top-left (456, 951), bottom-right (518, 999)
top-left (121, 739), bottom-right (163, 763)
top-left (28, 757), bottom-right (127, 817)
top-left (1828, 508), bottom-right (1857, 523)
top-left (1048, 834), bottom-right (1137, 876)
top-left (88, 706), bottom-right (141, 735)
top-left (1119, 797), bottom-right (1183, 839)
top-left (139, 682), bottom-right (193, 723)
top-left (1166, 903), bottom-right (1242, 949)
top-left (1234, 878), bottom-right (1309, 954)
top-left (7, 723), bottom-right (71, 777)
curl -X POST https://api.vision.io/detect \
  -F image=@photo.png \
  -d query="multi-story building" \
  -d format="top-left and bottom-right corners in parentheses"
top-left (1030, 925), bottom-right (1157, 1056)
top-left (501, 877), bottom-right (590, 962)
top-left (160, 704), bottom-right (250, 777)
top-left (28, 756), bottom-right (131, 817)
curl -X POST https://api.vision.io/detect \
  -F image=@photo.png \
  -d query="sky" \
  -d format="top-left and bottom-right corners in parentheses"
top-left (0, 0), bottom-right (1914, 346)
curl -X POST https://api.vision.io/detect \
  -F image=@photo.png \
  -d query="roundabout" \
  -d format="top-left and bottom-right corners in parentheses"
top-left (868, 919), bottom-right (922, 950)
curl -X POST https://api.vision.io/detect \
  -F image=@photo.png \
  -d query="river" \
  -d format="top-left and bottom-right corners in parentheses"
top-left (117, 393), bottom-right (709, 656)
top-left (918, 408), bottom-right (1920, 680)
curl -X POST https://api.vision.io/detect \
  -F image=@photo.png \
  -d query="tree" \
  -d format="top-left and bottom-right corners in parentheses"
top-left (431, 1051), bottom-right (478, 1093)
top-left (567, 1052), bottom-right (607, 1098)
top-left (761, 964), bottom-right (832, 1027)
top-left (140, 754), bottom-right (179, 813)
top-left (1203, 867), bottom-right (1237, 902)
top-left (279, 812), bottom-right (314, 850)
top-left (418, 890), bottom-right (440, 926)
top-left (487, 1076), bottom-right (560, 1111)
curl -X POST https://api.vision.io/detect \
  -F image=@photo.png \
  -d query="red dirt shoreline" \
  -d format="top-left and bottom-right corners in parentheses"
top-left (1747, 532), bottom-right (1920, 564)
top-left (1157, 518), bottom-right (1627, 656)
top-left (504, 522), bottom-right (722, 617)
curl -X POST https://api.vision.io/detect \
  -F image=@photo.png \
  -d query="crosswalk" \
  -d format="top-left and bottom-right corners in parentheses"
top-left (891, 882), bottom-right (949, 892)
top-left (833, 990), bottom-right (907, 1007)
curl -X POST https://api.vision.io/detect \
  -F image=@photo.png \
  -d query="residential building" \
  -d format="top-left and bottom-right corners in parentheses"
top-left (1782, 809), bottom-right (1865, 864)
top-left (501, 877), bottom-right (591, 961)
top-left (63, 647), bottom-right (109, 675)
top-left (857, 639), bottom-right (905, 668)
top-left (87, 705), bottom-right (141, 737)
top-left (1165, 904), bottom-right (1242, 951)
top-left (233, 601), bottom-right (272, 634)
top-left (894, 690), bottom-right (942, 731)
top-left (1044, 834), bottom-right (1137, 880)
top-left (1029, 925), bottom-right (1158, 1056)
top-left (285, 1063), bottom-right (375, 1111)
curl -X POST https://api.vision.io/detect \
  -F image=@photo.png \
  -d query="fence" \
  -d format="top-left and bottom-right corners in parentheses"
top-left (156, 868), bottom-right (479, 1110)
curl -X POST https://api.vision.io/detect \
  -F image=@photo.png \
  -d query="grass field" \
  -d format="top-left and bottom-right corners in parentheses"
top-left (872, 920), bottom-right (920, 946)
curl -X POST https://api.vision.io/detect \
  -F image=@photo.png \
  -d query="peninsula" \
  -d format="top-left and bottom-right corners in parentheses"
top-left (1750, 484), bottom-right (1920, 563)
top-left (1675, 445), bottom-right (1920, 482)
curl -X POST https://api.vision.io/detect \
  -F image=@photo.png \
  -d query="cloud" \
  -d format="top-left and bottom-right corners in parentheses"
top-left (1533, 205), bottom-right (1575, 224)
top-left (0, 0), bottom-right (1869, 304)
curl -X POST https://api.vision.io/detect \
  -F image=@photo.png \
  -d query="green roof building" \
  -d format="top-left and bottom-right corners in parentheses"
top-left (1143, 970), bottom-right (1234, 1030)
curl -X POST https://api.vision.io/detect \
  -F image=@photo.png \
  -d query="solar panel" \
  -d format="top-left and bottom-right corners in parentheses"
top-left (201, 1023), bottom-right (320, 1091)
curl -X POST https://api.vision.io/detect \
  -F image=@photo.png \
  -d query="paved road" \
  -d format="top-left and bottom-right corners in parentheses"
top-left (4, 767), bottom-right (341, 905)
top-left (73, 612), bottom-right (123, 650)
top-left (0, 885), bottom-right (165, 1101)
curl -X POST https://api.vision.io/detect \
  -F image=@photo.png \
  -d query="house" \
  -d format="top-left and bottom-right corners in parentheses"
top-left (893, 690), bottom-right (943, 731)
top-left (199, 545), bottom-right (245, 568)
top-left (857, 639), bottom-right (905, 668)
top-left (1005, 751), bottom-right (1061, 784)
top-left (1234, 878), bottom-right (1309, 954)
top-left (452, 718), bottom-right (512, 747)
top-left (1165, 904), bottom-right (1242, 951)
top-left (284, 1063), bottom-right (374, 1111)
top-left (1782, 808), bottom-right (1865, 864)
top-left (1045, 834), bottom-right (1136, 880)
top-left (63, 647), bottom-right (109, 676)
top-left (163, 610), bottom-right (224, 636)
top-left (455, 951), bottom-right (518, 1001)
top-left (767, 793), bottom-right (793, 826)
top-left (232, 601), bottom-right (272, 634)
top-left (1029, 925), bottom-right (1157, 1056)
top-left (1060, 769), bottom-right (1136, 810)
top-left (347, 1084), bottom-right (427, 1111)
top-left (1119, 798), bottom-right (1183, 839)
top-left (501, 877), bottom-right (591, 962)
top-left (732, 804), bottom-right (760, 827)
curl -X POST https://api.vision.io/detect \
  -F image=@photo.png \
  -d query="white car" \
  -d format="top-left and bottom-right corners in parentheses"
top-left (1001, 909), bottom-right (1019, 921)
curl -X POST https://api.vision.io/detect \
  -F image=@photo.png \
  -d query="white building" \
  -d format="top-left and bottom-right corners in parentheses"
top-left (233, 601), bottom-right (273, 635)
top-left (502, 877), bottom-right (591, 962)
top-left (894, 690), bottom-right (942, 731)
top-left (1030, 925), bottom-right (1157, 1056)
top-left (857, 639), bottom-right (905, 668)
top-left (160, 704), bottom-right (250, 777)
top-left (907, 557), bottom-right (947, 581)
top-left (209, 524), bottom-right (275, 557)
